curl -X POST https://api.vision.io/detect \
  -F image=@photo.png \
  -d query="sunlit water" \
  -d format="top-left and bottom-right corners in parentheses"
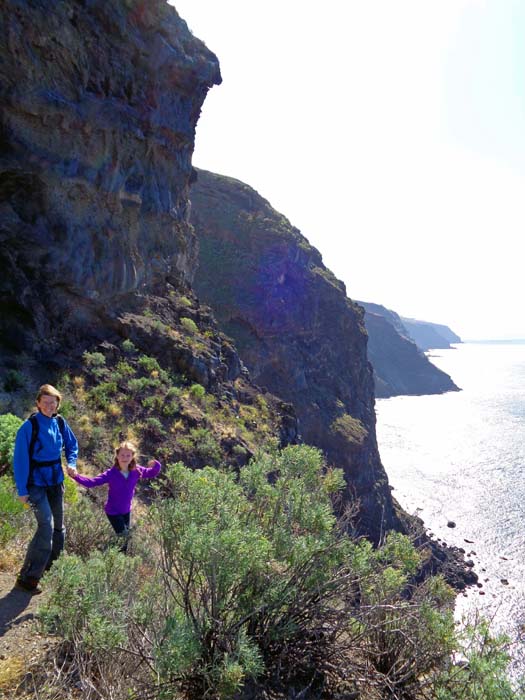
top-left (376, 341), bottom-right (525, 674)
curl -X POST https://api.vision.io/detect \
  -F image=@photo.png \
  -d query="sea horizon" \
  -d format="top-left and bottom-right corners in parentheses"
top-left (461, 338), bottom-right (525, 344)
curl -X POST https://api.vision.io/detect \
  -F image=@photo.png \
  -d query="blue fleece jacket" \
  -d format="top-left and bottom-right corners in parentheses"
top-left (13, 412), bottom-right (78, 496)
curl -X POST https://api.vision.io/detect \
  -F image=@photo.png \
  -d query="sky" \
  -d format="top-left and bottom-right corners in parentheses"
top-left (172, 1), bottom-right (525, 341)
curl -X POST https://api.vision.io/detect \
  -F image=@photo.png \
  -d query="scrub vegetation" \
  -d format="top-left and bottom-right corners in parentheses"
top-left (0, 328), bottom-right (522, 699)
top-left (0, 405), bottom-right (523, 699)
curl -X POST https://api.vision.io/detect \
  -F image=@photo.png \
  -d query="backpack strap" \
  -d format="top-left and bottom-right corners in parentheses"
top-left (28, 413), bottom-right (39, 463)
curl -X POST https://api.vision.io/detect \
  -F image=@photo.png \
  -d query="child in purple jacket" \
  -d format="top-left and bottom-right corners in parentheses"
top-left (67, 441), bottom-right (160, 548)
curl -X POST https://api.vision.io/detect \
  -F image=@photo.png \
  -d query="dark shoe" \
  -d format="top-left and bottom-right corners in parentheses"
top-left (15, 577), bottom-right (42, 595)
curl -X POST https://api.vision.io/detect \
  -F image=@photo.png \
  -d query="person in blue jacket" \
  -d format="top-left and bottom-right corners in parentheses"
top-left (13, 384), bottom-right (78, 593)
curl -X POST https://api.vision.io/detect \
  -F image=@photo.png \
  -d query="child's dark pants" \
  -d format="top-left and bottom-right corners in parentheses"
top-left (106, 512), bottom-right (131, 552)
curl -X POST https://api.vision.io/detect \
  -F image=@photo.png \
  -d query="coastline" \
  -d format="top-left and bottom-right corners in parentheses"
top-left (376, 341), bottom-right (525, 675)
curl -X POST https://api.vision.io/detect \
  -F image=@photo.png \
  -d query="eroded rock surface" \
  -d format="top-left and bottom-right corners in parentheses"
top-left (0, 0), bottom-right (220, 360)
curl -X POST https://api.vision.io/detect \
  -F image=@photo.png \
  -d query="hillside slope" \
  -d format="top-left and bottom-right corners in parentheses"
top-left (190, 168), bottom-right (402, 541)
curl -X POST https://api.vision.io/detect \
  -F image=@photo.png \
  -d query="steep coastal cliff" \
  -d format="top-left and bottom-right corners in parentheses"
top-left (359, 302), bottom-right (459, 397)
top-left (1, 0), bottom-right (218, 357)
top-left (0, 0), bottom-right (297, 470)
top-left (401, 317), bottom-right (462, 351)
top-left (0, 5), bottom-right (487, 697)
top-left (190, 169), bottom-right (402, 541)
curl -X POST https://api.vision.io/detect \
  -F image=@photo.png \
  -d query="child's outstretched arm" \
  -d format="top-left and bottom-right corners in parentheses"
top-left (139, 459), bottom-right (161, 479)
top-left (67, 467), bottom-right (112, 488)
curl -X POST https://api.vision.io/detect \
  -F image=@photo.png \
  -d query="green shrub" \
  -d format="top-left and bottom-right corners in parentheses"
top-left (37, 445), bottom-right (523, 700)
top-left (178, 427), bottom-right (222, 467)
top-left (40, 548), bottom-right (139, 649)
top-left (65, 495), bottom-right (113, 558)
top-left (144, 416), bottom-right (166, 437)
top-left (63, 473), bottom-right (78, 505)
top-left (331, 413), bottom-right (368, 445)
top-left (180, 317), bottom-right (198, 335)
top-left (150, 447), bottom-right (348, 697)
top-left (127, 376), bottom-right (151, 394)
top-left (82, 351), bottom-right (106, 368)
top-left (0, 475), bottom-right (26, 546)
top-left (141, 395), bottom-right (163, 410)
top-left (434, 620), bottom-right (518, 700)
top-left (137, 355), bottom-right (161, 374)
top-left (121, 339), bottom-right (137, 355)
top-left (58, 398), bottom-right (75, 419)
top-left (189, 383), bottom-right (205, 401)
top-left (88, 382), bottom-right (118, 409)
top-left (0, 413), bottom-right (22, 472)
top-left (115, 361), bottom-right (135, 378)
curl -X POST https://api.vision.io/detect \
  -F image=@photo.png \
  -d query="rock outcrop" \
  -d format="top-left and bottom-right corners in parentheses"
top-left (190, 169), bottom-right (402, 542)
top-left (358, 302), bottom-right (459, 397)
top-left (0, 0), bottom-right (297, 469)
top-left (0, 0), bottom-right (219, 361)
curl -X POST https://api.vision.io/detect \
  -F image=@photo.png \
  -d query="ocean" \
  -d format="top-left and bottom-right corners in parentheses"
top-left (375, 341), bottom-right (525, 675)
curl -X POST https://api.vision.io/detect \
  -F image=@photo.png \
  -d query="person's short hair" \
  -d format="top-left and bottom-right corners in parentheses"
top-left (36, 384), bottom-right (62, 408)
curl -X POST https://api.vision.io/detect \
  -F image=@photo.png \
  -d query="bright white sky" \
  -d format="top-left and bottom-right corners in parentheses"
top-left (172, 1), bottom-right (525, 341)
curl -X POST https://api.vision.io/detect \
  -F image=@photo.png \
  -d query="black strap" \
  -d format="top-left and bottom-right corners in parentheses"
top-left (30, 458), bottom-right (62, 468)
top-left (28, 414), bottom-right (39, 464)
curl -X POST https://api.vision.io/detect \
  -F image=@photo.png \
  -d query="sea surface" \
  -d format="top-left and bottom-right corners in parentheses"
top-left (375, 341), bottom-right (525, 675)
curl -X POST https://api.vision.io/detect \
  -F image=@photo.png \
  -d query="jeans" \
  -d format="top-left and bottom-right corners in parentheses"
top-left (19, 483), bottom-right (65, 581)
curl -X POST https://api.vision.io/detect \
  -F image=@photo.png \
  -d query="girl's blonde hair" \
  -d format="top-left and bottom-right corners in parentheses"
top-left (113, 441), bottom-right (138, 471)
top-left (36, 384), bottom-right (62, 408)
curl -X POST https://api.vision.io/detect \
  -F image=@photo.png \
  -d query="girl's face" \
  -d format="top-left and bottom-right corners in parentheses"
top-left (117, 448), bottom-right (134, 469)
top-left (37, 395), bottom-right (59, 418)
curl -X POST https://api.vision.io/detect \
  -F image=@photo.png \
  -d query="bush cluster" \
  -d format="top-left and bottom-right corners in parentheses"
top-left (35, 445), bottom-right (523, 700)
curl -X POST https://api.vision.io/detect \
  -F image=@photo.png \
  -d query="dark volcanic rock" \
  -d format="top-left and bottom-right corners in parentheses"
top-left (190, 168), bottom-right (402, 542)
top-left (0, 0), bottom-right (220, 359)
top-left (358, 302), bottom-right (459, 398)
top-left (0, 1), bottom-right (298, 458)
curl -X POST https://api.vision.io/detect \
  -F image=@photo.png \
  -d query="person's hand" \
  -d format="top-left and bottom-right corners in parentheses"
top-left (18, 495), bottom-right (29, 504)
top-left (66, 465), bottom-right (77, 477)
top-left (147, 459), bottom-right (157, 468)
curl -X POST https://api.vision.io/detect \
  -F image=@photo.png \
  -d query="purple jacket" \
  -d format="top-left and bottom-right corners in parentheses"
top-left (72, 460), bottom-right (161, 515)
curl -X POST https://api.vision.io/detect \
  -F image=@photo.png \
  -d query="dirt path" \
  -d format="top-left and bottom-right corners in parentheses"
top-left (0, 571), bottom-right (53, 697)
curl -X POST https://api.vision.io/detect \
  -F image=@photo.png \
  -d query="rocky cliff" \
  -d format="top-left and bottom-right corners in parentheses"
top-left (358, 302), bottom-right (459, 397)
top-left (0, 0), bottom-right (297, 470)
top-left (1, 0), bottom-right (218, 361)
top-left (190, 169), bottom-right (402, 542)
top-left (401, 318), bottom-right (462, 351)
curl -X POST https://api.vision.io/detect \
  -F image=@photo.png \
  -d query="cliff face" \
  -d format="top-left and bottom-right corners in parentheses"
top-left (190, 169), bottom-right (402, 542)
top-left (358, 302), bottom-right (460, 398)
top-left (0, 1), bottom-right (298, 469)
top-left (0, 0), bottom-right (219, 360)
top-left (401, 318), bottom-right (462, 351)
